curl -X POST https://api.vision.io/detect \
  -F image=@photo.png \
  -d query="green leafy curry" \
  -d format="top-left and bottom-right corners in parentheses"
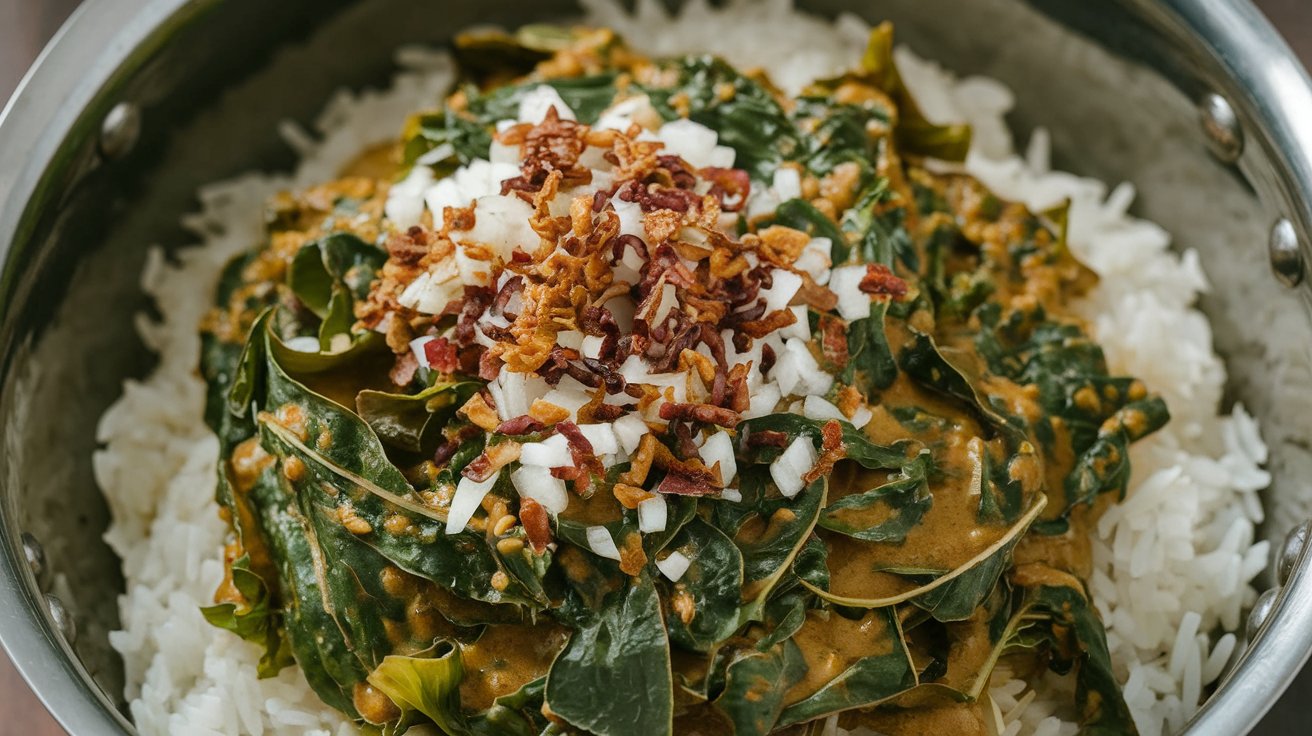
top-left (199, 22), bottom-right (1164, 736)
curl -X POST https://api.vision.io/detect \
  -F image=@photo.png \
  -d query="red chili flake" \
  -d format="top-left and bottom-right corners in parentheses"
top-left (496, 415), bottom-right (546, 435)
top-left (519, 497), bottom-right (553, 553)
top-left (423, 337), bottom-right (459, 374)
top-left (555, 421), bottom-right (605, 494)
top-left (858, 263), bottom-right (909, 300)
top-left (655, 468), bottom-right (720, 496)
top-left (658, 402), bottom-right (741, 429)
top-left (817, 314), bottom-right (850, 368)
top-left (746, 429), bottom-right (789, 448)
top-left (389, 352), bottom-right (419, 387)
top-left (461, 453), bottom-right (495, 482)
top-left (478, 351), bottom-right (503, 381)
top-left (432, 440), bottom-right (459, 467)
top-left (803, 420), bottom-right (848, 484)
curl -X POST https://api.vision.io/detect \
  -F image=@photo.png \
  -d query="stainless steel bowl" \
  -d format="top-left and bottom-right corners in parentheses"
top-left (3, 0), bottom-right (1312, 733)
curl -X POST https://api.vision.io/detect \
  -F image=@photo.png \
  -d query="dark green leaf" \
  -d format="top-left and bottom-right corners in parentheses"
top-left (357, 381), bottom-right (481, 453)
top-left (776, 609), bottom-right (917, 726)
top-left (713, 639), bottom-right (807, 736)
top-left (200, 554), bottom-right (294, 677)
top-left (737, 413), bottom-right (913, 469)
top-left (818, 450), bottom-right (932, 543)
top-left (661, 518), bottom-right (744, 652)
top-left (545, 573), bottom-right (673, 736)
top-left (839, 299), bottom-right (898, 394)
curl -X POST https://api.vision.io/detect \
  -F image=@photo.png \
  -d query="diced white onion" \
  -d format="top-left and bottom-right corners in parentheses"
top-left (772, 167), bottom-right (802, 202)
top-left (541, 386), bottom-right (590, 419)
top-left (762, 269), bottom-right (803, 314)
top-left (579, 423), bottom-right (620, 456)
top-left (657, 118), bottom-right (722, 169)
top-left (556, 330), bottom-right (585, 350)
top-left (446, 472), bottom-right (498, 535)
top-left (743, 382), bottom-right (781, 420)
top-left (698, 431), bottom-right (738, 486)
top-left (795, 237), bottom-right (833, 286)
top-left (494, 370), bottom-right (547, 420)
top-left (803, 396), bottom-right (846, 422)
top-left (512, 465), bottom-right (569, 515)
top-left (581, 334), bottom-right (606, 360)
top-left (656, 551), bottom-right (692, 582)
top-left (779, 305), bottom-right (810, 341)
top-left (719, 487), bottom-right (743, 503)
top-left (410, 336), bottom-right (435, 368)
top-left (284, 336), bottom-right (321, 353)
top-left (384, 166), bottom-right (435, 228)
top-left (595, 94), bottom-right (657, 132)
top-left (520, 434), bottom-right (573, 468)
top-left (851, 406), bottom-right (874, 429)
top-left (830, 265), bottom-right (872, 321)
top-left (586, 525), bottom-right (622, 561)
top-left (651, 281), bottom-right (678, 326)
top-left (784, 338), bottom-right (834, 396)
top-left (638, 495), bottom-right (668, 533)
top-left (453, 194), bottom-right (537, 262)
top-left (517, 85), bottom-right (577, 124)
top-left (771, 435), bottom-right (818, 498)
top-left (613, 413), bottom-right (649, 454)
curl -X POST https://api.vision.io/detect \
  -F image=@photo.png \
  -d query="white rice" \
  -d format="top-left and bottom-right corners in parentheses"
top-left (94, 1), bottom-right (1270, 734)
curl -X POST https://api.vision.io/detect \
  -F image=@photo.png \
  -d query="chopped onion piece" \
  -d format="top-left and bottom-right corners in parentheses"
top-left (803, 396), bottom-right (846, 422)
top-left (762, 269), bottom-right (802, 314)
top-left (779, 305), bottom-right (811, 341)
top-left (613, 413), bottom-right (649, 454)
top-left (795, 237), bottom-right (833, 286)
top-left (772, 167), bottom-right (802, 201)
top-left (830, 265), bottom-right (872, 321)
top-left (698, 431), bottom-right (737, 486)
top-left (719, 487), bottom-right (743, 503)
top-left (556, 330), bottom-right (585, 350)
top-left (581, 334), bottom-right (606, 360)
top-left (771, 436), bottom-right (818, 498)
top-left (579, 423), bottom-right (620, 455)
top-left (446, 473), bottom-right (498, 535)
top-left (520, 434), bottom-right (572, 468)
top-left (656, 551), bottom-right (692, 582)
top-left (743, 382), bottom-right (781, 420)
top-left (284, 336), bottom-right (321, 353)
top-left (517, 85), bottom-right (576, 124)
top-left (638, 495), bottom-right (668, 533)
top-left (512, 465), bottom-right (568, 515)
top-left (586, 525), bottom-right (622, 561)
top-left (409, 336), bottom-right (435, 368)
top-left (851, 406), bottom-right (874, 429)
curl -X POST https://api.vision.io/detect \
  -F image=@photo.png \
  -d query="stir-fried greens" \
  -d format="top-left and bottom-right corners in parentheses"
top-left (200, 23), bottom-right (1164, 736)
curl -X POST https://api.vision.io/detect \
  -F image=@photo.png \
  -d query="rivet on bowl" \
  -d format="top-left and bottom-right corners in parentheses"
top-left (45, 594), bottom-right (77, 646)
top-left (1199, 92), bottom-right (1243, 163)
top-left (1269, 218), bottom-right (1304, 288)
top-left (1246, 586), bottom-right (1279, 642)
top-left (20, 532), bottom-right (46, 581)
top-left (99, 102), bottom-right (141, 160)
top-left (1278, 520), bottom-right (1310, 585)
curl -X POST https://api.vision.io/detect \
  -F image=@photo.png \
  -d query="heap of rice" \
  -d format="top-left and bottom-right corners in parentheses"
top-left (94, 2), bottom-right (1270, 734)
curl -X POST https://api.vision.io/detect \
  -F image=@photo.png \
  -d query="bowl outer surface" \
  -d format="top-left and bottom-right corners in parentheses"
top-left (3, 1), bottom-right (1312, 734)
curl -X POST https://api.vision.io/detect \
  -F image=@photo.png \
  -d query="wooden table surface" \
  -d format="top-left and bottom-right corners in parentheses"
top-left (1, 0), bottom-right (1310, 733)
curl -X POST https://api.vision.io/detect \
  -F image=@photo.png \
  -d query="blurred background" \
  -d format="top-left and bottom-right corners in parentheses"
top-left (1, 0), bottom-right (1311, 734)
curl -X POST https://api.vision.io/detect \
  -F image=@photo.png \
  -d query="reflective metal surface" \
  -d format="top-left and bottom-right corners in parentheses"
top-left (2, 1), bottom-right (1312, 734)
